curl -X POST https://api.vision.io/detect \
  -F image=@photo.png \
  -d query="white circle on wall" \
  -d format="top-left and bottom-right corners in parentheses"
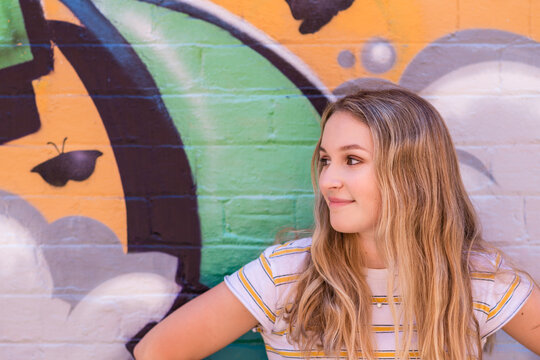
top-left (361, 38), bottom-right (396, 74)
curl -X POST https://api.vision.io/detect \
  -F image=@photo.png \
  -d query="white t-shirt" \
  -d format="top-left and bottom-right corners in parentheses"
top-left (224, 238), bottom-right (533, 359)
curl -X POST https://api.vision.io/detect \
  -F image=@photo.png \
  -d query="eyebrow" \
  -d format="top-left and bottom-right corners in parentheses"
top-left (319, 144), bottom-right (370, 153)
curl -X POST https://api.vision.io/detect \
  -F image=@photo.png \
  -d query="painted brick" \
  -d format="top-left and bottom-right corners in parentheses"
top-left (429, 94), bottom-right (540, 146)
top-left (269, 95), bottom-right (321, 143)
top-left (458, 0), bottom-right (529, 34)
top-left (198, 196), bottom-right (225, 241)
top-left (5, 343), bottom-right (134, 359)
top-left (532, 0), bottom-right (540, 40)
top-left (206, 341), bottom-right (267, 360)
top-left (1, 297), bottom-right (71, 342)
top-left (206, 330), bottom-right (267, 360)
top-left (201, 245), bottom-right (267, 286)
top-left (524, 197), bottom-right (540, 242)
top-left (193, 145), bottom-right (314, 196)
top-left (295, 195), bottom-right (315, 230)
top-left (224, 197), bottom-right (296, 241)
top-left (133, 45), bottom-right (204, 94)
top-left (3, 0), bottom-right (540, 358)
top-left (456, 146), bottom-right (494, 194)
top-left (470, 196), bottom-right (526, 244)
top-left (489, 145), bottom-right (540, 194)
top-left (498, 245), bottom-right (540, 283)
top-left (201, 46), bottom-right (301, 94)
top-left (166, 95), bottom-right (276, 145)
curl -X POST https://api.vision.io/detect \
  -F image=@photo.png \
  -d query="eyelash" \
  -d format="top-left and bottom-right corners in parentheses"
top-left (319, 156), bottom-right (361, 166)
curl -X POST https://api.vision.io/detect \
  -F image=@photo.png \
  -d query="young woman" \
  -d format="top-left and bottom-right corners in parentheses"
top-left (134, 89), bottom-right (540, 360)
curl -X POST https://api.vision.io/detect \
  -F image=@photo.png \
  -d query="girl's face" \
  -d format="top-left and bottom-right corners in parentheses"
top-left (318, 111), bottom-right (381, 238)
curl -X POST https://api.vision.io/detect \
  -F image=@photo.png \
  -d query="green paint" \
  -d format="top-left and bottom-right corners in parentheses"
top-left (92, 0), bottom-right (320, 283)
top-left (205, 331), bottom-right (268, 360)
top-left (0, 0), bottom-right (33, 70)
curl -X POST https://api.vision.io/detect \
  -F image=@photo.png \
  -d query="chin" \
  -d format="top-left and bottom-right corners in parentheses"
top-left (330, 219), bottom-right (358, 234)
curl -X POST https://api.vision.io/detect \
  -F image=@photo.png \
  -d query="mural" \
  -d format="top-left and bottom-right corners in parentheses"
top-left (1, 0), bottom-right (538, 358)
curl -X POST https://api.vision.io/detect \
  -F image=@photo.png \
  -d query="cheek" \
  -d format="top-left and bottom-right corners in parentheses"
top-left (351, 174), bottom-right (381, 218)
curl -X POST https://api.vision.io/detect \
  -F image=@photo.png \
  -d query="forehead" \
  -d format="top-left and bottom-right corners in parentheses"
top-left (320, 111), bottom-right (373, 151)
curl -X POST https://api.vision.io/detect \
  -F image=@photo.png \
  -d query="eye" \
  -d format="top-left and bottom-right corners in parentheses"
top-left (347, 156), bottom-right (362, 165)
top-left (319, 157), bottom-right (329, 166)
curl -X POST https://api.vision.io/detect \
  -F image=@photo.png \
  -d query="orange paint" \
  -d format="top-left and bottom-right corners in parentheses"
top-left (211, 0), bottom-right (534, 91)
top-left (0, 46), bottom-right (127, 251)
top-left (41, 0), bottom-right (82, 26)
top-left (458, 0), bottom-right (530, 34)
top-left (533, 0), bottom-right (540, 40)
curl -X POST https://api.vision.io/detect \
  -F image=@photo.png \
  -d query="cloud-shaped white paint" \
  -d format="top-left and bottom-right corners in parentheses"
top-left (0, 214), bottom-right (180, 359)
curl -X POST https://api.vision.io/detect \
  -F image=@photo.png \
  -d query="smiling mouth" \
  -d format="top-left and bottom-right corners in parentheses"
top-left (328, 200), bottom-right (355, 208)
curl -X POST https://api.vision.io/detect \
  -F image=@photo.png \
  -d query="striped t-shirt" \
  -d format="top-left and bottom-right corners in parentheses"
top-left (224, 237), bottom-right (533, 359)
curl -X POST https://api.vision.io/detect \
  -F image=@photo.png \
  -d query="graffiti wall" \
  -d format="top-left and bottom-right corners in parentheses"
top-left (0, 0), bottom-right (538, 358)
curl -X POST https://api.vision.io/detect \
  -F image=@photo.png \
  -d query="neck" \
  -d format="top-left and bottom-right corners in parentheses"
top-left (357, 233), bottom-right (386, 269)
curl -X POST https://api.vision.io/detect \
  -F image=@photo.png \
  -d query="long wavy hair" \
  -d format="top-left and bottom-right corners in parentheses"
top-left (283, 88), bottom-right (487, 359)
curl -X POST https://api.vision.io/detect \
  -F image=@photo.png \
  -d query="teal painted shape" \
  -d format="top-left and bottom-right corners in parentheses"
top-left (0, 0), bottom-right (33, 70)
top-left (204, 331), bottom-right (268, 360)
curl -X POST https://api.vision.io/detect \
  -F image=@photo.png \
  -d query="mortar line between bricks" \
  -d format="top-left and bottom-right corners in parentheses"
top-left (38, 42), bottom-right (540, 46)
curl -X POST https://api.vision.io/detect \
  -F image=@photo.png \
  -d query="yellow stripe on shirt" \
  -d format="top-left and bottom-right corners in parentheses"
top-left (259, 253), bottom-right (274, 283)
top-left (238, 267), bottom-right (276, 323)
top-left (487, 274), bottom-right (520, 321)
top-left (372, 295), bottom-right (402, 305)
top-left (271, 325), bottom-right (417, 337)
top-left (275, 274), bottom-right (300, 285)
top-left (270, 246), bottom-right (311, 258)
top-left (265, 344), bottom-right (420, 359)
top-left (470, 272), bottom-right (495, 281)
top-left (473, 302), bottom-right (490, 315)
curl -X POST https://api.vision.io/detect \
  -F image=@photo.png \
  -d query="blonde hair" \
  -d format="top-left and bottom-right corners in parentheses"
top-left (284, 88), bottom-right (487, 359)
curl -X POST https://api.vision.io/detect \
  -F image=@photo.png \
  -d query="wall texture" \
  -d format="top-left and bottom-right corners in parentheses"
top-left (0, 0), bottom-right (538, 359)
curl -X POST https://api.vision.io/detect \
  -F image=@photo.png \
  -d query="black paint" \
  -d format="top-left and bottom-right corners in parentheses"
top-left (49, 15), bottom-right (203, 286)
top-left (285, 0), bottom-right (355, 34)
top-left (31, 150), bottom-right (103, 186)
top-left (0, 0), bottom-right (53, 144)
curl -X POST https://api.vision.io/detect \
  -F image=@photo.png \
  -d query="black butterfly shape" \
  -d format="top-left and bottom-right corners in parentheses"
top-left (285, 0), bottom-right (355, 34)
top-left (31, 138), bottom-right (103, 187)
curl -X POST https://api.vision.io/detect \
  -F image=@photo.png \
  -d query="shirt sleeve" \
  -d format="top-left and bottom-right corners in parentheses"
top-left (481, 254), bottom-right (534, 338)
top-left (224, 244), bottom-right (279, 332)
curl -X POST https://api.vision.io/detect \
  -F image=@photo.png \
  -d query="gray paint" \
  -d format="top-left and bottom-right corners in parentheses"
top-left (361, 37), bottom-right (396, 74)
top-left (337, 49), bottom-right (355, 68)
top-left (0, 190), bottom-right (177, 308)
top-left (400, 29), bottom-right (540, 92)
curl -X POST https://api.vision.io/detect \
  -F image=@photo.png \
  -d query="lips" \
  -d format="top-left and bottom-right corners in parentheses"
top-left (328, 197), bottom-right (355, 207)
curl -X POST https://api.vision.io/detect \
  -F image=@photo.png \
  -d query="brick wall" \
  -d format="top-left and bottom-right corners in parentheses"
top-left (0, 0), bottom-right (538, 358)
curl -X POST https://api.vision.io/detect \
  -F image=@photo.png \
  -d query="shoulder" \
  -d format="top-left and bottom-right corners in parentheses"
top-left (223, 238), bottom-right (311, 331)
top-left (262, 237), bottom-right (312, 286)
top-left (468, 249), bottom-right (534, 339)
top-left (468, 249), bottom-right (502, 274)
top-left (265, 237), bottom-right (312, 261)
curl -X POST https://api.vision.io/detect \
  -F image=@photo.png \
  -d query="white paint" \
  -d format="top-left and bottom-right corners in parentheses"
top-left (0, 215), bottom-right (53, 294)
top-left (0, 214), bottom-right (180, 358)
top-left (420, 60), bottom-right (540, 278)
top-left (369, 42), bottom-right (393, 66)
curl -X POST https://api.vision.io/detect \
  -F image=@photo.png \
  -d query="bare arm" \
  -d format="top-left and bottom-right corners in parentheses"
top-left (134, 282), bottom-right (259, 360)
top-left (502, 284), bottom-right (540, 355)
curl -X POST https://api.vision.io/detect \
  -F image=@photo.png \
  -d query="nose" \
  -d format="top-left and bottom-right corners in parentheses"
top-left (319, 165), bottom-right (343, 191)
